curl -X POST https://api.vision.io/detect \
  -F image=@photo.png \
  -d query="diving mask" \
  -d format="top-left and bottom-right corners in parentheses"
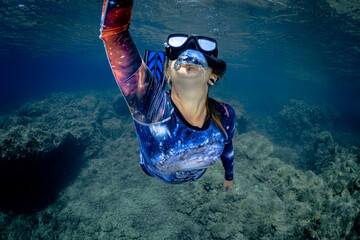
top-left (165, 33), bottom-right (227, 78)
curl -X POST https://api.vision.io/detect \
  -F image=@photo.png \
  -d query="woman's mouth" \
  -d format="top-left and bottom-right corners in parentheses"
top-left (175, 63), bottom-right (202, 77)
top-left (174, 50), bottom-right (209, 79)
top-left (183, 63), bottom-right (199, 71)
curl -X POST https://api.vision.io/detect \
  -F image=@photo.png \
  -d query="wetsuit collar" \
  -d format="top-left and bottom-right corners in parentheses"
top-left (169, 93), bottom-right (211, 131)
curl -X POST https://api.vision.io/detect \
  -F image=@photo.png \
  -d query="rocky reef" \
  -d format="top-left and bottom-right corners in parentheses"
top-left (167, 131), bottom-right (360, 239)
top-left (273, 99), bottom-right (341, 172)
top-left (243, 98), bottom-right (352, 176)
top-left (0, 90), bottom-right (131, 213)
top-left (0, 90), bottom-right (359, 240)
top-left (276, 100), bottom-right (339, 142)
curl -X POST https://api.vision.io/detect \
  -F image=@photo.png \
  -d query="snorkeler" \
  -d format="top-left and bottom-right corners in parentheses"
top-left (99, 0), bottom-right (236, 193)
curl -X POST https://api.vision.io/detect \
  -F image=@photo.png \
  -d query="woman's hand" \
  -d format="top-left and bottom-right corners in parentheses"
top-left (222, 180), bottom-right (233, 194)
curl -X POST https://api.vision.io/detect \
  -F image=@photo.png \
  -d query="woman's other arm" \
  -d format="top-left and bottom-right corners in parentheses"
top-left (220, 104), bottom-right (236, 194)
top-left (221, 141), bottom-right (234, 194)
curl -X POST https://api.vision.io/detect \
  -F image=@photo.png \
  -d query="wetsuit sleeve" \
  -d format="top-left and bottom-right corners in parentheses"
top-left (220, 105), bottom-right (236, 181)
top-left (221, 141), bottom-right (234, 181)
top-left (99, 0), bottom-right (172, 123)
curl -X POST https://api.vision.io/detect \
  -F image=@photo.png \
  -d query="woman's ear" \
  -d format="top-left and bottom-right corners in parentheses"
top-left (208, 73), bottom-right (218, 85)
top-left (210, 73), bottom-right (218, 83)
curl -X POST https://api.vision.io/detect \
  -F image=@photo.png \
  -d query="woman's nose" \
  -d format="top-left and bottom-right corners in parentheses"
top-left (184, 39), bottom-right (199, 51)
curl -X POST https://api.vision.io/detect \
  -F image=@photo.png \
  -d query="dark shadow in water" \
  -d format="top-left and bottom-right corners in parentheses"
top-left (236, 117), bottom-right (248, 134)
top-left (0, 133), bottom-right (86, 215)
top-left (113, 96), bottom-right (131, 117)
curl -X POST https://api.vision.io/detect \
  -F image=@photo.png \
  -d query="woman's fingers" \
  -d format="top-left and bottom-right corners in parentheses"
top-left (222, 180), bottom-right (233, 194)
top-left (222, 187), bottom-right (231, 194)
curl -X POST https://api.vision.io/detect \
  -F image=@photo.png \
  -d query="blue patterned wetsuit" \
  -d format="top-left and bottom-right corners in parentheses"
top-left (99, 0), bottom-right (236, 183)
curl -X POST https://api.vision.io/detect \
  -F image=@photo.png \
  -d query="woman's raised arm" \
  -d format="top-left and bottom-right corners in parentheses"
top-left (99, 0), bottom-right (172, 123)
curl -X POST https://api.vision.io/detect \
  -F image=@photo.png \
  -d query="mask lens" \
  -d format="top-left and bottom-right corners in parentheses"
top-left (198, 38), bottom-right (216, 51)
top-left (168, 36), bottom-right (188, 47)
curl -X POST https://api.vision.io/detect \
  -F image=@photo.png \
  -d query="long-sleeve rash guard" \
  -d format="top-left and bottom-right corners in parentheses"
top-left (99, 0), bottom-right (236, 183)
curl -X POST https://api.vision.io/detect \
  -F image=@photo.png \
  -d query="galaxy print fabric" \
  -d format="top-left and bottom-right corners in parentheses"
top-left (136, 96), bottom-right (236, 183)
top-left (99, 0), bottom-right (236, 183)
top-left (100, 0), bottom-right (172, 124)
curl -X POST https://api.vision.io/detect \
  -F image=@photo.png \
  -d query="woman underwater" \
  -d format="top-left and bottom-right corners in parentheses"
top-left (99, 0), bottom-right (236, 193)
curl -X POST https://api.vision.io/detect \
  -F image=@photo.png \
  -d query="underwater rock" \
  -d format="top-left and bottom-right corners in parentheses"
top-left (0, 131), bottom-right (86, 213)
top-left (1, 91), bottom-right (359, 240)
top-left (235, 131), bottom-right (273, 160)
top-left (165, 132), bottom-right (360, 240)
top-left (277, 99), bottom-right (340, 144)
top-left (326, 0), bottom-right (360, 21)
top-left (100, 118), bottom-right (124, 140)
top-left (0, 90), bottom-right (121, 213)
top-left (270, 99), bottom-right (342, 171)
top-left (311, 131), bottom-right (336, 174)
top-left (348, 211), bottom-right (360, 239)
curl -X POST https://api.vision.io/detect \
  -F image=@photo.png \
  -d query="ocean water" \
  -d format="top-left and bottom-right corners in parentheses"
top-left (1, 0), bottom-right (360, 239)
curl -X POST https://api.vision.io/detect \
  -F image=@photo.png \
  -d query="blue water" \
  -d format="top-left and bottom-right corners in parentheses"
top-left (0, 55), bottom-right (112, 109)
top-left (1, 0), bottom-right (360, 238)
top-left (1, 0), bottom-right (359, 122)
